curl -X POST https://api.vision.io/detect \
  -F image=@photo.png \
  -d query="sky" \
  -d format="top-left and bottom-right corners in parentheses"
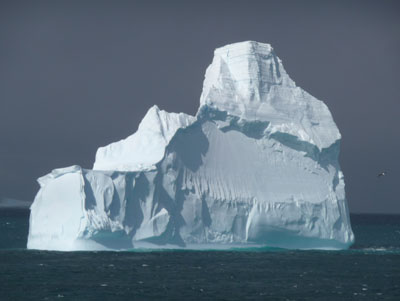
top-left (0, 0), bottom-right (399, 213)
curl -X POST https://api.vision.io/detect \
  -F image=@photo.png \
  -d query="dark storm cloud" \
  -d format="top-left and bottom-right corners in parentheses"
top-left (0, 0), bottom-right (399, 213)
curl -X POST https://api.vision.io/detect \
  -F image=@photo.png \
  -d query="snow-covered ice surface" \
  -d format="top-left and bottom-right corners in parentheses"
top-left (93, 105), bottom-right (195, 172)
top-left (28, 41), bottom-right (354, 251)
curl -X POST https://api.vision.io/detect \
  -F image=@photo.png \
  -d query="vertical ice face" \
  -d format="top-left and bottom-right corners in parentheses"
top-left (28, 41), bottom-right (354, 251)
top-left (28, 166), bottom-right (87, 251)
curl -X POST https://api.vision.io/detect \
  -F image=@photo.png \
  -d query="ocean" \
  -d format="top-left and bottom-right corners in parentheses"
top-left (0, 209), bottom-right (399, 300)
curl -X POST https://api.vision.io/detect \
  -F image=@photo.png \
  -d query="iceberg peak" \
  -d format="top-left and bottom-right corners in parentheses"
top-left (93, 105), bottom-right (195, 172)
top-left (200, 41), bottom-right (339, 149)
top-left (214, 41), bottom-right (274, 56)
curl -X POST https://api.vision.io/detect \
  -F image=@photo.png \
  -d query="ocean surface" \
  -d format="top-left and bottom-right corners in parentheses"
top-left (0, 210), bottom-right (399, 300)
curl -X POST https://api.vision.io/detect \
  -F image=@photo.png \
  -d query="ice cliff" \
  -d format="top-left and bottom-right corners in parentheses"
top-left (28, 41), bottom-right (354, 251)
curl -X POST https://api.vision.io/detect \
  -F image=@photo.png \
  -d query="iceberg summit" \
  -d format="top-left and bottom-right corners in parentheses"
top-left (28, 41), bottom-right (354, 251)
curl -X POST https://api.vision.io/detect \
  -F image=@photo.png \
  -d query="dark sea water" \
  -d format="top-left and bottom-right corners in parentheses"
top-left (0, 210), bottom-right (399, 300)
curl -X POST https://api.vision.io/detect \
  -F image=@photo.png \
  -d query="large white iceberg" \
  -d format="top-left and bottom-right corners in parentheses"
top-left (28, 41), bottom-right (354, 251)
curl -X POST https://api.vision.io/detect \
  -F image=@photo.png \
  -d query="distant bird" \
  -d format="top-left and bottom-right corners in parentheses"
top-left (377, 171), bottom-right (387, 178)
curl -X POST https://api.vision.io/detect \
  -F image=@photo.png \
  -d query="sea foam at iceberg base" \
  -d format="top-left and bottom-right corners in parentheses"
top-left (28, 41), bottom-right (354, 251)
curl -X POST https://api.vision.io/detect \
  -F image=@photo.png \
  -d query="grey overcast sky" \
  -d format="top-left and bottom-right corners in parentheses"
top-left (0, 0), bottom-right (399, 213)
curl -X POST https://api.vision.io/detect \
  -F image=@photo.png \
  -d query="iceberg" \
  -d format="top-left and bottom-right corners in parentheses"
top-left (0, 197), bottom-right (31, 209)
top-left (28, 41), bottom-right (354, 251)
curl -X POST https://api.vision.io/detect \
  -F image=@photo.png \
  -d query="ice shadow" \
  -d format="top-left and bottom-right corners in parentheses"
top-left (166, 122), bottom-right (209, 172)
